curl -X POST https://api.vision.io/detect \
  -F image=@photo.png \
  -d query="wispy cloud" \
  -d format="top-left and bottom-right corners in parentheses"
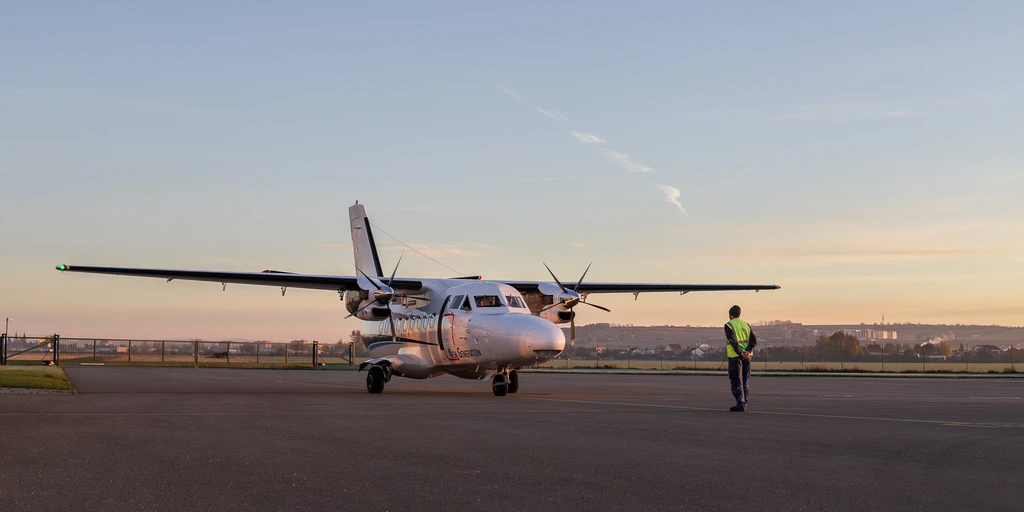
top-left (536, 107), bottom-right (570, 122)
top-left (289, 243), bottom-right (351, 250)
top-left (379, 242), bottom-right (494, 259)
top-left (600, 150), bottom-right (655, 173)
top-left (655, 184), bottom-right (687, 214)
top-left (569, 131), bottom-right (606, 144)
top-left (495, 84), bottom-right (530, 104)
top-left (794, 247), bottom-right (1020, 263)
top-left (569, 243), bottom-right (587, 248)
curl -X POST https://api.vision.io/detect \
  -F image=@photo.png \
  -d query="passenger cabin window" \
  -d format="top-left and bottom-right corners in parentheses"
top-left (474, 295), bottom-right (503, 308)
top-left (506, 295), bottom-right (527, 309)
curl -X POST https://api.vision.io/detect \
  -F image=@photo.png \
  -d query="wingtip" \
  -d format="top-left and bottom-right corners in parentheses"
top-left (56, 264), bottom-right (68, 272)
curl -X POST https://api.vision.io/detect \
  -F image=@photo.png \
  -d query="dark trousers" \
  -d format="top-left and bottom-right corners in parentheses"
top-left (728, 357), bottom-right (751, 407)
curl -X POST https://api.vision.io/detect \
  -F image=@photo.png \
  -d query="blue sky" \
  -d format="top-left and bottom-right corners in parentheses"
top-left (2, 2), bottom-right (1022, 340)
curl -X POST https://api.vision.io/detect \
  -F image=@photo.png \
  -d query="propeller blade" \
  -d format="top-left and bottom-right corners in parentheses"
top-left (388, 311), bottom-right (397, 342)
top-left (543, 262), bottom-right (567, 293)
top-left (580, 301), bottom-right (611, 313)
top-left (344, 300), bottom-right (377, 319)
top-left (538, 300), bottom-right (567, 314)
top-left (570, 314), bottom-right (576, 349)
top-left (387, 253), bottom-right (404, 288)
top-left (356, 266), bottom-right (383, 291)
top-left (573, 262), bottom-right (593, 293)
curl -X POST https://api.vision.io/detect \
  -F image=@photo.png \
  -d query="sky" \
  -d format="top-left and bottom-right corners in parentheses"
top-left (2, 1), bottom-right (1023, 341)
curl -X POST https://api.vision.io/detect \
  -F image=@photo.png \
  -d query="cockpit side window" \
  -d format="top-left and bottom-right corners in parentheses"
top-left (460, 297), bottom-right (473, 311)
top-left (448, 295), bottom-right (464, 311)
top-left (474, 295), bottom-right (503, 308)
top-left (506, 295), bottom-right (527, 309)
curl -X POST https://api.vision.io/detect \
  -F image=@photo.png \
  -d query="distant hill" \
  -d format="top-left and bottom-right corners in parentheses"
top-left (563, 323), bottom-right (1024, 349)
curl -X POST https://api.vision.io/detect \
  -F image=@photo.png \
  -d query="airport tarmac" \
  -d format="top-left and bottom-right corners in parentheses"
top-left (1, 368), bottom-right (1021, 511)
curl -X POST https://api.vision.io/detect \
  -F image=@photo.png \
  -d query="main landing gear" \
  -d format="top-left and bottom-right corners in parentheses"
top-left (366, 366), bottom-right (389, 394)
top-left (492, 369), bottom-right (519, 396)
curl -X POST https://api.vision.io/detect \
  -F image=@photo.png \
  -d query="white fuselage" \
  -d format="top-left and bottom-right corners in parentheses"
top-left (356, 281), bottom-right (565, 379)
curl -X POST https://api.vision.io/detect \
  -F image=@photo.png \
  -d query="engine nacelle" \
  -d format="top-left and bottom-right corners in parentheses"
top-left (538, 305), bottom-right (575, 325)
top-left (343, 290), bottom-right (391, 321)
top-left (522, 283), bottom-right (576, 325)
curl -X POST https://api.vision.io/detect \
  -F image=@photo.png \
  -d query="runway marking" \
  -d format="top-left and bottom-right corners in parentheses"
top-left (521, 396), bottom-right (1024, 429)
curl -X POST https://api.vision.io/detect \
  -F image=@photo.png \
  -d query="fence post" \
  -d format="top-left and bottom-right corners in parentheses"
top-left (256, 343), bottom-right (261, 364)
top-left (93, 339), bottom-right (97, 362)
top-left (161, 341), bottom-right (165, 363)
top-left (285, 344), bottom-right (289, 364)
top-left (194, 341), bottom-right (199, 369)
top-left (226, 342), bottom-right (230, 366)
top-left (880, 349), bottom-right (884, 372)
top-left (1011, 347), bottom-right (1015, 373)
top-left (128, 340), bottom-right (132, 366)
top-left (54, 334), bottom-right (60, 366)
top-left (348, 342), bottom-right (353, 365)
top-left (312, 341), bottom-right (317, 367)
top-left (1, 333), bottom-right (6, 366)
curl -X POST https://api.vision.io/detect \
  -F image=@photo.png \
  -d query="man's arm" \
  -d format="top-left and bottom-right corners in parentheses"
top-left (746, 330), bottom-right (757, 352)
top-left (724, 324), bottom-right (744, 357)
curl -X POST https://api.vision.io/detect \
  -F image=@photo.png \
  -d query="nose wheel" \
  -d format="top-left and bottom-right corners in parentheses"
top-left (492, 369), bottom-right (519, 396)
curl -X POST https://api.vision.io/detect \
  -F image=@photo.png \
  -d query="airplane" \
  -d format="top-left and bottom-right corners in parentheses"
top-left (55, 202), bottom-right (780, 396)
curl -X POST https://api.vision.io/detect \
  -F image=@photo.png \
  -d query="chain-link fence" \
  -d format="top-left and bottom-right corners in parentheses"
top-left (1, 334), bottom-right (355, 368)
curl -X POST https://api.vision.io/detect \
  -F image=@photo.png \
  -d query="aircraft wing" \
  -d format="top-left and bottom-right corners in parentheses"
top-left (54, 264), bottom-right (424, 292)
top-left (501, 280), bottom-right (780, 294)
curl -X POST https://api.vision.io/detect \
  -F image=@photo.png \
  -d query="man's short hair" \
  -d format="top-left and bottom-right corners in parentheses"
top-left (729, 305), bottom-right (741, 318)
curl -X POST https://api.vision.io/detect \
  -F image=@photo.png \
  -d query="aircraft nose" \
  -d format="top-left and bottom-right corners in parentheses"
top-left (519, 317), bottom-right (566, 359)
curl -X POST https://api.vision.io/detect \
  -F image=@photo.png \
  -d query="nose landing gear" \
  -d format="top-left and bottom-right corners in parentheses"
top-left (492, 369), bottom-right (519, 396)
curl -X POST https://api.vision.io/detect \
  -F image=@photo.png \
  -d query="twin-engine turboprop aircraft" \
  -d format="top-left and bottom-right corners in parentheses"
top-left (56, 202), bottom-right (780, 395)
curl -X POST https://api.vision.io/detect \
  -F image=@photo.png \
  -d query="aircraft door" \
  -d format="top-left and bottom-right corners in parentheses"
top-left (440, 295), bottom-right (469, 361)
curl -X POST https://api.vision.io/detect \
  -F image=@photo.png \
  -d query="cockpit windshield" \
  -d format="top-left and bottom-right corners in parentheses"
top-left (474, 295), bottom-right (504, 308)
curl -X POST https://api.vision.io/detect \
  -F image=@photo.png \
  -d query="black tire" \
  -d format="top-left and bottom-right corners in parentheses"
top-left (507, 370), bottom-right (519, 394)
top-left (492, 374), bottom-right (508, 397)
top-left (366, 366), bottom-right (385, 394)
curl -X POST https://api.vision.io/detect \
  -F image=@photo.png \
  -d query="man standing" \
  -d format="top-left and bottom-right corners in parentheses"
top-left (725, 305), bottom-right (757, 412)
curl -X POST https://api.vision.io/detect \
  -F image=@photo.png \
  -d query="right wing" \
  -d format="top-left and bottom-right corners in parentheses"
top-left (55, 264), bottom-right (424, 292)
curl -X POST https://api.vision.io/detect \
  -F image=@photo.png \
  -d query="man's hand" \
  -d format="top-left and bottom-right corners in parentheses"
top-left (741, 351), bottom-right (752, 360)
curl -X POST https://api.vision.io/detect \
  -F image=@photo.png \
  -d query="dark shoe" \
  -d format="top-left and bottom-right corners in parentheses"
top-left (729, 405), bottom-right (745, 412)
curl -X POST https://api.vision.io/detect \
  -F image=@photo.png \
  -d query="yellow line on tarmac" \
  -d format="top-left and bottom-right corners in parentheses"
top-left (521, 396), bottom-right (1024, 429)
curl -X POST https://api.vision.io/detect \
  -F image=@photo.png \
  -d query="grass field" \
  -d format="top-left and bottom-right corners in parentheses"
top-left (0, 366), bottom-right (74, 391)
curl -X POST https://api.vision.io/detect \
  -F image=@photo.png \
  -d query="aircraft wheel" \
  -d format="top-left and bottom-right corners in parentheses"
top-left (507, 370), bottom-right (519, 394)
top-left (492, 374), bottom-right (508, 397)
top-left (367, 366), bottom-right (386, 394)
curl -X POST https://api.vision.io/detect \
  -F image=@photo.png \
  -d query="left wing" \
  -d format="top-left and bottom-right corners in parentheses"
top-left (501, 280), bottom-right (780, 295)
top-left (54, 264), bottom-right (424, 292)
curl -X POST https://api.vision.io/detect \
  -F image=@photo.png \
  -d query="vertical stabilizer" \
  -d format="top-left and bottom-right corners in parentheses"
top-left (349, 202), bottom-right (384, 277)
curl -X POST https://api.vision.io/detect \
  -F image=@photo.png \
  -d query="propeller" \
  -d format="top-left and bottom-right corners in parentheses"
top-left (540, 262), bottom-right (611, 357)
top-left (346, 254), bottom-right (404, 341)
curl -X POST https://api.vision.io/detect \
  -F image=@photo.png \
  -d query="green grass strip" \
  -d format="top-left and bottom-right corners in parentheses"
top-left (0, 367), bottom-right (74, 391)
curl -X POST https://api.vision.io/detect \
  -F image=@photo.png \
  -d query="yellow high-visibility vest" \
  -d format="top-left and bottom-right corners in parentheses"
top-left (726, 317), bottom-right (751, 358)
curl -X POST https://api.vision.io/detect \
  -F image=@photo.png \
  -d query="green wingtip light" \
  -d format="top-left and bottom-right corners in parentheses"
top-left (56, 264), bottom-right (67, 271)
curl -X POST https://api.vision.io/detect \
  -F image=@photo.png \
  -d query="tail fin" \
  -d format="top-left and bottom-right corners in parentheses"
top-left (349, 202), bottom-right (384, 277)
